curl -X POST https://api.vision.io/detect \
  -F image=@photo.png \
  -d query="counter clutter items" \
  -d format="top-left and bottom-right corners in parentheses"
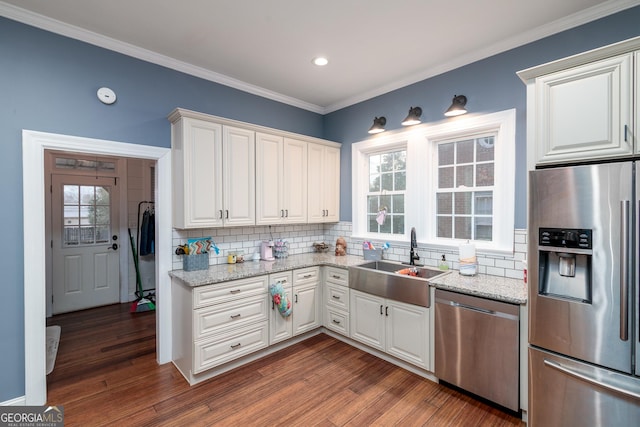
top-left (176, 237), bottom-right (219, 271)
top-left (458, 241), bottom-right (477, 276)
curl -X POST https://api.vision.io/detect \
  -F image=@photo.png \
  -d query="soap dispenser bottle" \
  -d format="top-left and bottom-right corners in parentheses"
top-left (439, 254), bottom-right (449, 270)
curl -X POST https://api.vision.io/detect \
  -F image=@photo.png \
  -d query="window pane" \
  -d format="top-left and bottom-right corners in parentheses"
top-left (95, 206), bottom-right (110, 225)
top-left (455, 217), bottom-right (472, 240)
top-left (80, 226), bottom-right (95, 244)
top-left (367, 196), bottom-right (379, 213)
top-left (95, 186), bottom-right (110, 205)
top-left (392, 194), bottom-right (404, 213)
top-left (381, 153), bottom-right (394, 172)
top-left (476, 137), bottom-right (495, 161)
top-left (392, 215), bottom-right (404, 234)
top-left (456, 165), bottom-right (473, 187)
top-left (456, 140), bottom-right (474, 163)
top-left (439, 143), bottom-right (454, 165)
top-left (80, 186), bottom-right (94, 204)
top-left (369, 154), bottom-right (380, 174)
top-left (439, 167), bottom-right (454, 188)
top-left (437, 193), bottom-right (452, 214)
top-left (475, 217), bottom-right (493, 241)
top-left (395, 171), bottom-right (406, 191)
top-left (475, 191), bottom-right (493, 215)
top-left (63, 185), bottom-right (79, 204)
top-left (64, 206), bottom-right (79, 225)
top-left (380, 195), bottom-right (391, 211)
top-left (368, 215), bottom-right (378, 233)
top-left (437, 217), bottom-right (452, 238)
top-left (369, 174), bottom-right (380, 192)
top-left (395, 151), bottom-right (406, 171)
top-left (381, 173), bottom-right (393, 191)
top-left (476, 163), bottom-right (494, 186)
top-left (380, 217), bottom-right (391, 233)
top-left (63, 226), bottom-right (78, 245)
top-left (96, 225), bottom-right (110, 243)
top-left (455, 192), bottom-right (472, 215)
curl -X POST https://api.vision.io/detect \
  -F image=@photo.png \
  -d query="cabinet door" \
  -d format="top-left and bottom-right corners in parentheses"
top-left (307, 143), bottom-right (325, 222)
top-left (323, 145), bottom-right (340, 222)
top-left (283, 138), bottom-right (308, 223)
top-left (268, 271), bottom-right (293, 344)
top-left (172, 117), bottom-right (223, 228)
top-left (292, 283), bottom-right (320, 335)
top-left (535, 54), bottom-right (633, 164)
top-left (349, 290), bottom-right (385, 351)
top-left (256, 133), bottom-right (284, 225)
top-left (223, 126), bottom-right (255, 226)
top-left (385, 300), bottom-right (429, 369)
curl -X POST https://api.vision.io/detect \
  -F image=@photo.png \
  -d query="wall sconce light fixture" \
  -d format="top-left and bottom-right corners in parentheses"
top-left (401, 106), bottom-right (422, 126)
top-left (444, 95), bottom-right (468, 117)
top-left (368, 116), bottom-right (387, 134)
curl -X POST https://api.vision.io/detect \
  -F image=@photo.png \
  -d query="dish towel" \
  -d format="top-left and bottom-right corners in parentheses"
top-left (269, 281), bottom-right (292, 317)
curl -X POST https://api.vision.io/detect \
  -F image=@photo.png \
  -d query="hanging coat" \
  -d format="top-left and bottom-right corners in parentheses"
top-left (139, 209), bottom-right (155, 256)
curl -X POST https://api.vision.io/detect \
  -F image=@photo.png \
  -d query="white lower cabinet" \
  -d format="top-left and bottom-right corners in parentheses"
top-left (324, 267), bottom-right (350, 335)
top-left (292, 267), bottom-right (321, 335)
top-left (350, 289), bottom-right (430, 369)
top-left (172, 275), bottom-right (269, 383)
top-left (268, 271), bottom-right (293, 345)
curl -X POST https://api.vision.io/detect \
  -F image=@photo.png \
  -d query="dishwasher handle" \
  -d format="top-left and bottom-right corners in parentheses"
top-left (435, 297), bottom-right (519, 321)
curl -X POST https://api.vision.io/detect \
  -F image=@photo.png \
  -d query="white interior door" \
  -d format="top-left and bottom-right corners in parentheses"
top-left (51, 174), bottom-right (120, 314)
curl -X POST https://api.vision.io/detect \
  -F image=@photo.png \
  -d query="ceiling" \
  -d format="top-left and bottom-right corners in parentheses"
top-left (1, 0), bottom-right (638, 113)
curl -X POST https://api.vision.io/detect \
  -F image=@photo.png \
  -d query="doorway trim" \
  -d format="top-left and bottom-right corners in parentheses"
top-left (23, 130), bottom-right (172, 404)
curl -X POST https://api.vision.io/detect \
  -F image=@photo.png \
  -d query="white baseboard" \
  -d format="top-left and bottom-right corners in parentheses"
top-left (1, 395), bottom-right (27, 406)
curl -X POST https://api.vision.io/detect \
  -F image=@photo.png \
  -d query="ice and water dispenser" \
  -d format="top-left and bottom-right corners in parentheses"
top-left (538, 228), bottom-right (592, 303)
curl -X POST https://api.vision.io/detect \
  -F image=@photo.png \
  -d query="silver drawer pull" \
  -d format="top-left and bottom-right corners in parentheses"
top-left (230, 314), bottom-right (241, 319)
top-left (229, 289), bottom-right (242, 294)
top-left (303, 274), bottom-right (313, 279)
top-left (332, 275), bottom-right (342, 279)
top-left (230, 343), bottom-right (241, 349)
top-left (332, 319), bottom-right (341, 325)
top-left (332, 295), bottom-right (341, 300)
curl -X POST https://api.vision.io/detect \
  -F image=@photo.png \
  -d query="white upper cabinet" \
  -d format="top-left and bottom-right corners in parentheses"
top-left (533, 54), bottom-right (632, 164)
top-left (171, 116), bottom-right (224, 229)
top-left (308, 143), bottom-right (340, 222)
top-left (256, 134), bottom-right (307, 225)
top-left (518, 37), bottom-right (640, 168)
top-left (170, 108), bottom-right (340, 228)
top-left (223, 126), bottom-right (255, 227)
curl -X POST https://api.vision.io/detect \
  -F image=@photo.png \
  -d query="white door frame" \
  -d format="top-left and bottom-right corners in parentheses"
top-left (22, 130), bottom-right (172, 405)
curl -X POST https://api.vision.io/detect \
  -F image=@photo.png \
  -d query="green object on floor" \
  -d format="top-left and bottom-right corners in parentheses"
top-left (128, 228), bottom-right (155, 313)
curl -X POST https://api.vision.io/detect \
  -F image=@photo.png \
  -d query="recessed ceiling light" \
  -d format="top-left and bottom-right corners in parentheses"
top-left (312, 56), bottom-right (328, 66)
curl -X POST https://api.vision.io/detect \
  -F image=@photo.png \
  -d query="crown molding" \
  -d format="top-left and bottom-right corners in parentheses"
top-left (0, 1), bottom-right (325, 114)
top-left (1, 0), bottom-right (637, 115)
top-left (322, 0), bottom-right (640, 113)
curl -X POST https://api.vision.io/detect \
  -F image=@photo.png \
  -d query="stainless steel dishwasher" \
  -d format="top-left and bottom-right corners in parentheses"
top-left (435, 289), bottom-right (520, 411)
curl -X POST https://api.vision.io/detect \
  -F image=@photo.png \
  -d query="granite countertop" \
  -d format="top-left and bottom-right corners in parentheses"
top-left (169, 253), bottom-right (527, 305)
top-left (428, 271), bottom-right (527, 305)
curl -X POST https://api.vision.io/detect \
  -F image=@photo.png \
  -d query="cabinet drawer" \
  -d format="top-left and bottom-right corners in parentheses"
top-left (194, 276), bottom-right (268, 308)
top-left (325, 307), bottom-right (349, 336)
top-left (193, 322), bottom-right (269, 374)
top-left (194, 294), bottom-right (268, 339)
top-left (325, 282), bottom-right (349, 311)
top-left (325, 267), bottom-right (348, 286)
top-left (293, 266), bottom-right (320, 285)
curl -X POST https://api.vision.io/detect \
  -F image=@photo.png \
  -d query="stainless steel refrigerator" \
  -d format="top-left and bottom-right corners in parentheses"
top-left (528, 162), bottom-right (640, 426)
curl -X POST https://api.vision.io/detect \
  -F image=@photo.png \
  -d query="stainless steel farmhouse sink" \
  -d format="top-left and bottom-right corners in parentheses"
top-left (348, 261), bottom-right (449, 307)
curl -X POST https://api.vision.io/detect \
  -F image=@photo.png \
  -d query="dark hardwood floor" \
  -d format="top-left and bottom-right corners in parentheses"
top-left (46, 303), bottom-right (524, 426)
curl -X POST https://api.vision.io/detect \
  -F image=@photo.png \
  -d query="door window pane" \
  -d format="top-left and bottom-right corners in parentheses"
top-left (62, 184), bottom-right (111, 246)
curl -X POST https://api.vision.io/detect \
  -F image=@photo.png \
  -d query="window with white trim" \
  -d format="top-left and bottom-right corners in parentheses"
top-left (352, 109), bottom-right (515, 255)
top-left (367, 150), bottom-right (406, 235)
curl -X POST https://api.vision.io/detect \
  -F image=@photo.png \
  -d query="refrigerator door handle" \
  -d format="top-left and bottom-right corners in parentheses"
top-left (620, 200), bottom-right (630, 341)
top-left (544, 359), bottom-right (640, 400)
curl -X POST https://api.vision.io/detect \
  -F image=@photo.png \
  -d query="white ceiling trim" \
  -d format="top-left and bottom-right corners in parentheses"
top-left (2, 1), bottom-right (639, 115)
top-left (323, 0), bottom-right (640, 113)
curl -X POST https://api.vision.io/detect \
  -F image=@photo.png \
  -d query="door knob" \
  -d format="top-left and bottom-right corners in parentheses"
top-left (108, 243), bottom-right (118, 250)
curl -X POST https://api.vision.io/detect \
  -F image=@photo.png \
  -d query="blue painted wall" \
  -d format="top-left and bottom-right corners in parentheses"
top-left (324, 5), bottom-right (640, 225)
top-left (2, 5), bottom-right (640, 401)
top-left (0, 16), bottom-right (323, 402)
